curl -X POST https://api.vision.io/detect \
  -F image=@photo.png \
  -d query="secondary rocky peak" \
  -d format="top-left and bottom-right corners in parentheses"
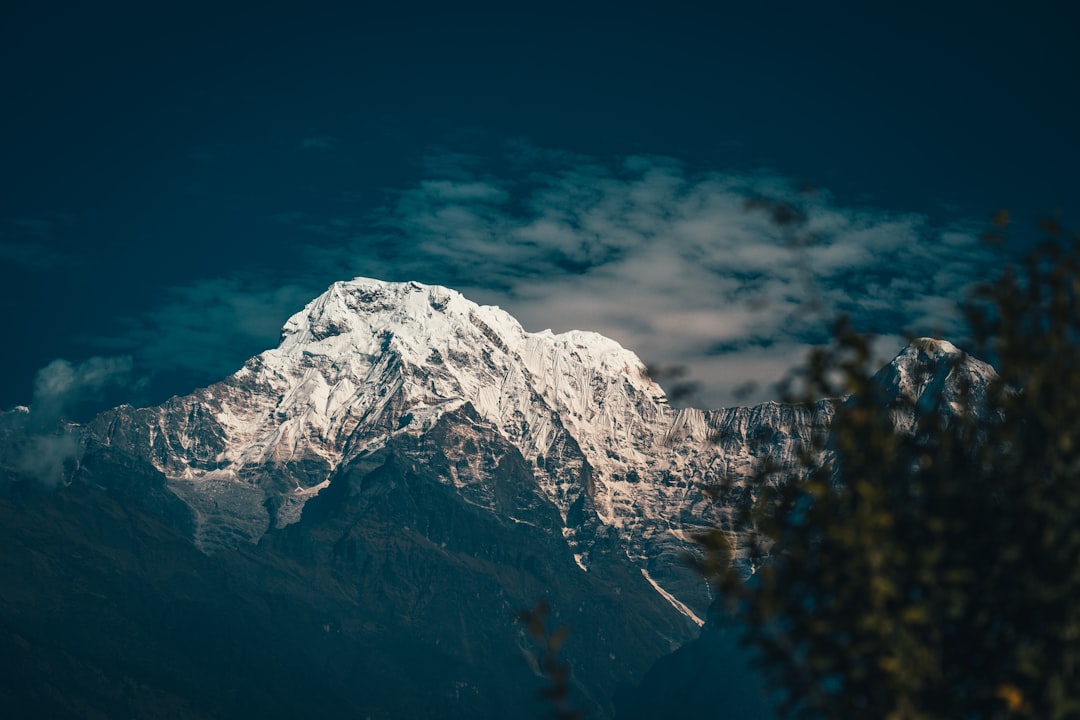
top-left (874, 337), bottom-right (997, 419)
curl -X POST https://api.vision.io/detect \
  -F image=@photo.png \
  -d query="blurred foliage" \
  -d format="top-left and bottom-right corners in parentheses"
top-left (697, 216), bottom-right (1080, 719)
top-left (518, 599), bottom-right (585, 720)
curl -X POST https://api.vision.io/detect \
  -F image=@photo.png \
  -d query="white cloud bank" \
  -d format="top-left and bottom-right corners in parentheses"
top-left (356, 149), bottom-right (993, 406)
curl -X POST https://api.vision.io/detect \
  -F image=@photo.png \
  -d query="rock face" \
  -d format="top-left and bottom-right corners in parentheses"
top-left (1, 278), bottom-right (996, 719)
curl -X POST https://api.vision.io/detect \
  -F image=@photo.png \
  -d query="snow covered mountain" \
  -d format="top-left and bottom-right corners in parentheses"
top-left (85, 279), bottom-right (764, 620)
top-left (2, 277), bottom-right (997, 719)
top-left (84, 279), bottom-right (992, 621)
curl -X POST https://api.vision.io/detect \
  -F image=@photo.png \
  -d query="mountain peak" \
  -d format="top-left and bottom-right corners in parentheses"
top-left (280, 277), bottom-right (508, 346)
top-left (276, 277), bottom-right (635, 377)
top-left (267, 278), bottom-right (663, 446)
top-left (875, 337), bottom-right (997, 417)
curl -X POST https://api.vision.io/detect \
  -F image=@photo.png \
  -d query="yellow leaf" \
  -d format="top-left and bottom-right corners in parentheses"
top-left (994, 683), bottom-right (1026, 713)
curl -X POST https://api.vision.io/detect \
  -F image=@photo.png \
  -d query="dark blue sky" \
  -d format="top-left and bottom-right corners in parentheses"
top-left (2, 1), bottom-right (1077, 413)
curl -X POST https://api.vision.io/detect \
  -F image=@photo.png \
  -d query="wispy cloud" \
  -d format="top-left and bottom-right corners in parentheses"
top-left (29, 356), bottom-right (135, 427)
top-left (0, 356), bottom-right (136, 485)
top-left (6, 432), bottom-right (82, 488)
top-left (95, 146), bottom-right (997, 408)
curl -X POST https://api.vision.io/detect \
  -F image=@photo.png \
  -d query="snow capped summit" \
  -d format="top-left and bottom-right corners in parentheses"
top-left (235, 277), bottom-right (683, 524)
top-left (271, 277), bottom-right (665, 469)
